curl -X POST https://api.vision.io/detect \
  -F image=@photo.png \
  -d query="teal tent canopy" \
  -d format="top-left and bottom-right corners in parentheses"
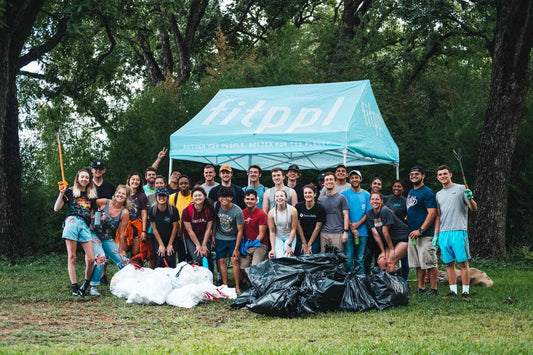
top-left (170, 80), bottom-right (399, 171)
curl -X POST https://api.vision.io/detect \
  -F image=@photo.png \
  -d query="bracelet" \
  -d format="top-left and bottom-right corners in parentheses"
top-left (142, 230), bottom-right (147, 233)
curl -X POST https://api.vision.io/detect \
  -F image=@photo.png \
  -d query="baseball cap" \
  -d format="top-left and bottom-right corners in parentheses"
top-left (349, 170), bottom-right (362, 178)
top-left (287, 164), bottom-right (300, 172)
top-left (219, 164), bottom-right (233, 173)
top-left (156, 188), bottom-right (169, 197)
top-left (92, 161), bottom-right (105, 169)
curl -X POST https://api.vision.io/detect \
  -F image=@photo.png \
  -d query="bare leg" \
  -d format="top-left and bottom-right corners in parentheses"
top-left (218, 258), bottom-right (228, 285)
top-left (231, 256), bottom-right (241, 294)
top-left (428, 267), bottom-right (438, 290)
top-left (81, 241), bottom-right (95, 281)
top-left (148, 239), bottom-right (156, 269)
top-left (131, 239), bottom-right (140, 256)
top-left (446, 261), bottom-right (457, 285)
top-left (65, 239), bottom-right (78, 284)
top-left (458, 260), bottom-right (470, 286)
top-left (387, 242), bottom-right (408, 272)
top-left (416, 268), bottom-right (425, 290)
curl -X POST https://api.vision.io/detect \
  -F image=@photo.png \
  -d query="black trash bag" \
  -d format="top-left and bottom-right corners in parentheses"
top-left (231, 287), bottom-right (258, 309)
top-left (299, 272), bottom-right (345, 315)
top-left (369, 268), bottom-right (409, 311)
top-left (340, 272), bottom-right (379, 312)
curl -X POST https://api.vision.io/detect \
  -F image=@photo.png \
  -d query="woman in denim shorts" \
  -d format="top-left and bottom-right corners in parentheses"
top-left (54, 169), bottom-right (97, 297)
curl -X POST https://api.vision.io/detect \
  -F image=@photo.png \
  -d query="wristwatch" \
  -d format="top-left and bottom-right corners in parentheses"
top-left (419, 228), bottom-right (424, 235)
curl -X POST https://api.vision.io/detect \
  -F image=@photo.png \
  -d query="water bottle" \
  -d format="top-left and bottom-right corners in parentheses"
top-left (202, 256), bottom-right (209, 269)
top-left (354, 237), bottom-right (359, 245)
top-left (94, 211), bottom-right (102, 226)
top-left (411, 237), bottom-right (417, 245)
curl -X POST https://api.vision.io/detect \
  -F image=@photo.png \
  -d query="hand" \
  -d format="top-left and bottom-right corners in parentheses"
top-left (158, 245), bottom-right (166, 256)
top-left (141, 231), bottom-right (146, 241)
top-left (58, 181), bottom-right (68, 193)
top-left (268, 250), bottom-right (275, 259)
top-left (232, 249), bottom-right (240, 259)
top-left (285, 244), bottom-right (293, 256)
top-left (409, 230), bottom-right (421, 239)
top-left (432, 234), bottom-right (439, 249)
top-left (464, 188), bottom-right (473, 201)
top-left (166, 244), bottom-right (174, 255)
top-left (158, 147), bottom-right (168, 160)
top-left (342, 231), bottom-right (348, 243)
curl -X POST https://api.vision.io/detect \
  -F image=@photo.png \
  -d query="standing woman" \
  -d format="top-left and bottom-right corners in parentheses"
top-left (54, 169), bottom-right (97, 297)
top-left (369, 177), bottom-right (383, 194)
top-left (268, 190), bottom-right (298, 258)
top-left (124, 173), bottom-right (149, 259)
top-left (87, 185), bottom-right (131, 296)
top-left (366, 192), bottom-right (409, 274)
top-left (182, 187), bottom-right (214, 268)
top-left (295, 184), bottom-right (326, 255)
top-left (149, 188), bottom-right (180, 267)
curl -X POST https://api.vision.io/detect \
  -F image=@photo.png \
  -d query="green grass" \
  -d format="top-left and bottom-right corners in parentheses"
top-left (0, 254), bottom-right (532, 354)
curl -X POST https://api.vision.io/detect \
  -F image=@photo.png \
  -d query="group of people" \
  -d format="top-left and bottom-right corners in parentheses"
top-left (55, 148), bottom-right (477, 300)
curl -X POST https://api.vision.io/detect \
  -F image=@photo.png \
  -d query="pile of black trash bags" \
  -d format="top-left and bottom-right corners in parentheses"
top-left (231, 248), bottom-right (409, 318)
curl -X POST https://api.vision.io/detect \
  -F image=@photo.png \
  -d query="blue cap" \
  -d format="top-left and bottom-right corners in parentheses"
top-left (156, 188), bottom-right (169, 197)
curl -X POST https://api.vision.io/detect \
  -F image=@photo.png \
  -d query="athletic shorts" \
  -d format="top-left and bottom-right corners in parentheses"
top-left (439, 230), bottom-right (471, 264)
top-left (62, 216), bottom-right (94, 243)
top-left (215, 238), bottom-right (237, 259)
top-left (408, 236), bottom-right (438, 269)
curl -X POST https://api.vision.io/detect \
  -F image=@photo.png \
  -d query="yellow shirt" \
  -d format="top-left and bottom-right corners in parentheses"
top-left (170, 191), bottom-right (193, 226)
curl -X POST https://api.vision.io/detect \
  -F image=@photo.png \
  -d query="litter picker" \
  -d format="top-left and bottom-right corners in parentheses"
top-left (452, 148), bottom-right (468, 189)
top-left (57, 133), bottom-right (68, 199)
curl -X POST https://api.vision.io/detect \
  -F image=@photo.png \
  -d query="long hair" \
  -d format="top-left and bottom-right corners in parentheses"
top-left (72, 169), bottom-right (97, 199)
top-left (126, 172), bottom-right (143, 192)
top-left (112, 185), bottom-right (132, 210)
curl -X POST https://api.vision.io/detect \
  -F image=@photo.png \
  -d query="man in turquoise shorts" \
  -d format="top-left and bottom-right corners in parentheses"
top-left (434, 165), bottom-right (478, 300)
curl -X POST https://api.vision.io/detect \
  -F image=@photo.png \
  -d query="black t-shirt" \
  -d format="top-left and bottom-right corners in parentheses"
top-left (63, 189), bottom-right (96, 226)
top-left (366, 206), bottom-right (408, 243)
top-left (148, 205), bottom-right (179, 244)
top-left (130, 191), bottom-right (149, 221)
top-left (208, 184), bottom-right (246, 209)
top-left (295, 201), bottom-right (326, 241)
top-left (384, 195), bottom-right (407, 221)
top-left (95, 180), bottom-right (116, 199)
top-left (293, 184), bottom-right (304, 203)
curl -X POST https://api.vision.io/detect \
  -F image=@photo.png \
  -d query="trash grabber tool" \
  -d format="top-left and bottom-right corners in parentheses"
top-left (452, 148), bottom-right (468, 189)
top-left (57, 133), bottom-right (69, 200)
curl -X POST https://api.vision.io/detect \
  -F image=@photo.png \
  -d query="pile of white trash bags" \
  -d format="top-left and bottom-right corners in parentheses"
top-left (110, 262), bottom-right (237, 308)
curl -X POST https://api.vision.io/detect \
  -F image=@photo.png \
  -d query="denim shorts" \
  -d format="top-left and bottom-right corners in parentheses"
top-left (62, 216), bottom-right (93, 243)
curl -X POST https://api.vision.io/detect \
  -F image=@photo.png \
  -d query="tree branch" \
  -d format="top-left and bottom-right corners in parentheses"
top-left (16, 17), bottom-right (68, 70)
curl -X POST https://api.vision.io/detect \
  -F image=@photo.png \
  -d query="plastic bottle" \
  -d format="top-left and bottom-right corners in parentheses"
top-left (202, 256), bottom-right (209, 269)
top-left (94, 211), bottom-right (102, 226)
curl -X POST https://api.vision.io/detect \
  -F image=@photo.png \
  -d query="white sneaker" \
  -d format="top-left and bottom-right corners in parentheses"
top-left (89, 287), bottom-right (101, 296)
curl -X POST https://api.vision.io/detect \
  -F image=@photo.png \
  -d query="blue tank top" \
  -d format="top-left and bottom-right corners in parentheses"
top-left (94, 200), bottom-right (124, 240)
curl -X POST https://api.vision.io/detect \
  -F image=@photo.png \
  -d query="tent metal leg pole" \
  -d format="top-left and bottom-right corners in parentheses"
top-left (169, 158), bottom-right (173, 182)
top-left (396, 164), bottom-right (399, 180)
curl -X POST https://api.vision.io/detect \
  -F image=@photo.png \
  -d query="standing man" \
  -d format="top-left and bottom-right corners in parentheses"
top-left (91, 160), bottom-right (115, 199)
top-left (434, 165), bottom-right (478, 300)
top-left (240, 190), bottom-right (269, 269)
top-left (170, 175), bottom-right (193, 262)
top-left (243, 165), bottom-right (267, 208)
top-left (200, 165), bottom-right (219, 195)
top-left (208, 165), bottom-right (245, 208)
top-left (342, 170), bottom-right (371, 273)
top-left (213, 187), bottom-right (244, 294)
top-left (286, 164), bottom-right (304, 202)
top-left (263, 167), bottom-right (298, 213)
top-left (406, 166), bottom-right (439, 295)
top-left (167, 169), bottom-right (182, 195)
top-left (320, 172), bottom-right (350, 253)
top-left (143, 167), bottom-right (158, 206)
top-left (318, 164), bottom-right (351, 201)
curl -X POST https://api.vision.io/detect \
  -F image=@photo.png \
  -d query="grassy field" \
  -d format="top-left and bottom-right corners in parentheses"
top-left (0, 254), bottom-right (532, 354)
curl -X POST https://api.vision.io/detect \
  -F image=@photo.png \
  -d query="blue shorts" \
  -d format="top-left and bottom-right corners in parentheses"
top-left (62, 216), bottom-right (94, 243)
top-left (215, 238), bottom-right (236, 259)
top-left (439, 230), bottom-right (471, 264)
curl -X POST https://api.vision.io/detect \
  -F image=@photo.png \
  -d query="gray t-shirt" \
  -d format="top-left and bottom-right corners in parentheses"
top-left (436, 183), bottom-right (469, 231)
top-left (200, 182), bottom-right (219, 196)
top-left (320, 192), bottom-right (349, 233)
top-left (318, 183), bottom-right (351, 202)
top-left (214, 202), bottom-right (244, 241)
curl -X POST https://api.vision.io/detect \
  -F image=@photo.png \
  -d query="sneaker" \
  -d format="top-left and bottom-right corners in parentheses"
top-left (71, 285), bottom-right (84, 298)
top-left (442, 291), bottom-right (457, 299)
top-left (100, 275), bottom-right (109, 285)
top-left (79, 280), bottom-right (90, 295)
top-left (89, 287), bottom-right (101, 297)
top-left (425, 289), bottom-right (438, 296)
top-left (461, 292), bottom-right (471, 300)
top-left (411, 288), bottom-right (425, 295)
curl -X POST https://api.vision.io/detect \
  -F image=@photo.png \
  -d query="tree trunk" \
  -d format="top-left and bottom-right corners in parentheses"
top-left (470, 0), bottom-right (533, 257)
